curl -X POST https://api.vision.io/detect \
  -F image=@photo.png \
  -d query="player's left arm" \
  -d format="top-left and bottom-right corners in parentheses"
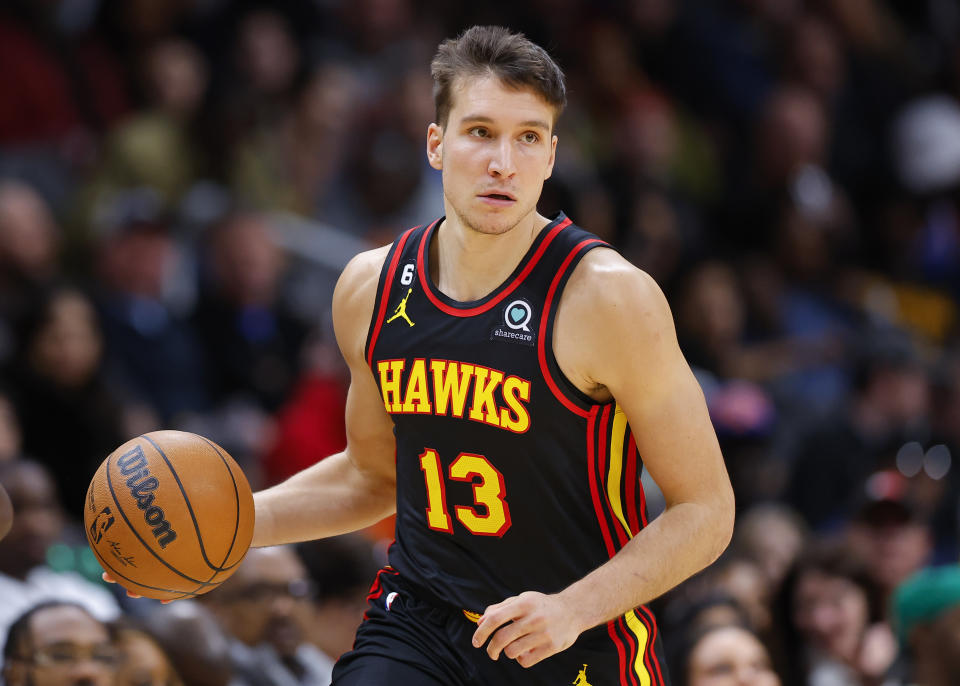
top-left (473, 249), bottom-right (735, 667)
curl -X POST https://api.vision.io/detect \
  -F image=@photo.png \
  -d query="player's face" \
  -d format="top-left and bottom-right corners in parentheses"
top-left (427, 74), bottom-right (557, 236)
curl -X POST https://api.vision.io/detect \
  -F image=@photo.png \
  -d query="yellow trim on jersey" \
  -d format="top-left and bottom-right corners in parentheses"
top-left (463, 609), bottom-right (481, 623)
top-left (606, 404), bottom-right (632, 538)
top-left (624, 610), bottom-right (653, 686)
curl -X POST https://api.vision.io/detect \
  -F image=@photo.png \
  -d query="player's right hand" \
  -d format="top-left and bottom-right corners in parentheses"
top-left (102, 572), bottom-right (174, 603)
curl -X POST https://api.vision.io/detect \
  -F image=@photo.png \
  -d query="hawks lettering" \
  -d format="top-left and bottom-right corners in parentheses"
top-left (376, 359), bottom-right (531, 433)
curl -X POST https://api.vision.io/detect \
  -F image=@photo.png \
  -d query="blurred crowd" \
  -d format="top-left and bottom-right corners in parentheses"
top-left (2, 0), bottom-right (960, 684)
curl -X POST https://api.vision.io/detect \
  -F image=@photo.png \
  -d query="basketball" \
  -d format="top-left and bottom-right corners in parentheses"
top-left (84, 430), bottom-right (255, 600)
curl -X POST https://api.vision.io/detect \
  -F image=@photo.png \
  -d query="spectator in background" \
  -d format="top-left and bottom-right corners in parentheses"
top-left (774, 542), bottom-right (896, 686)
top-left (0, 460), bottom-right (120, 646)
top-left (3, 286), bottom-right (125, 517)
top-left (231, 63), bottom-right (359, 218)
top-left (76, 37), bottom-right (212, 231)
top-left (0, 386), bottom-right (22, 462)
top-left (2, 601), bottom-right (120, 686)
top-left (140, 601), bottom-right (236, 686)
top-left (675, 623), bottom-right (781, 686)
top-left (194, 212), bottom-right (308, 413)
top-left (0, 1), bottom-right (128, 146)
top-left (261, 331), bottom-right (347, 487)
top-left (94, 203), bottom-right (207, 425)
top-left (786, 329), bottom-right (931, 531)
top-left (113, 624), bottom-right (184, 686)
top-left (203, 546), bottom-right (332, 686)
top-left (846, 471), bottom-right (933, 601)
top-left (296, 534), bottom-right (380, 662)
top-left (732, 504), bottom-right (808, 595)
top-left (0, 481), bottom-right (11, 542)
top-left (891, 565), bottom-right (960, 686)
top-left (0, 180), bottom-right (63, 363)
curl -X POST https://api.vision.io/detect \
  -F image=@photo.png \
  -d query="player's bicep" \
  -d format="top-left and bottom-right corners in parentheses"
top-left (342, 360), bottom-right (397, 484)
top-left (332, 246), bottom-right (397, 485)
top-left (581, 265), bottom-right (730, 508)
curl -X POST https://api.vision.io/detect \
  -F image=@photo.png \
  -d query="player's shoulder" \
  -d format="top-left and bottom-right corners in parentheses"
top-left (334, 244), bottom-right (392, 307)
top-left (332, 244), bottom-right (392, 357)
top-left (565, 246), bottom-right (663, 310)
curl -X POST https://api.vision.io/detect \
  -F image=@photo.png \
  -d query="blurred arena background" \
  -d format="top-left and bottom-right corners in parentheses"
top-left (2, 1), bottom-right (960, 684)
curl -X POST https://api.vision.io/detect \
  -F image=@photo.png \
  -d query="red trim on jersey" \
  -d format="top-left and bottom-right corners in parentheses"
top-left (537, 237), bottom-right (604, 417)
top-left (366, 228), bottom-right (416, 368)
top-left (631, 434), bottom-right (650, 528)
top-left (618, 615), bottom-right (641, 686)
top-left (588, 406), bottom-right (617, 559)
top-left (635, 610), bottom-right (656, 685)
top-left (606, 621), bottom-right (631, 686)
top-left (625, 432), bottom-right (641, 536)
top-left (591, 407), bottom-right (635, 686)
top-left (638, 606), bottom-right (665, 685)
top-left (416, 217), bottom-right (572, 317)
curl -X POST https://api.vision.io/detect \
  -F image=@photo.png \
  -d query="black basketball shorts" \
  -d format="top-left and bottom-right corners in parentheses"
top-left (331, 568), bottom-right (670, 686)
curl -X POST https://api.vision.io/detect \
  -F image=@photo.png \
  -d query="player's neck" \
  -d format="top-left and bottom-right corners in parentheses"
top-left (432, 210), bottom-right (549, 302)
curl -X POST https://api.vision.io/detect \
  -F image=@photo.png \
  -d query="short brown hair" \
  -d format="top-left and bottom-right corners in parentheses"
top-left (430, 26), bottom-right (567, 129)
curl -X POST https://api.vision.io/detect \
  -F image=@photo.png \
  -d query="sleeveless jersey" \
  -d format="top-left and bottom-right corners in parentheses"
top-left (365, 213), bottom-right (666, 680)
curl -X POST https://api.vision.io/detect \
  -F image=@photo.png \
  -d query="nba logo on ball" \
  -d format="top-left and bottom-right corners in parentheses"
top-left (85, 431), bottom-right (255, 601)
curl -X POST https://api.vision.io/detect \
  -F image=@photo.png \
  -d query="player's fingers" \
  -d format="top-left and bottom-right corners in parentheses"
top-left (514, 643), bottom-right (554, 669)
top-left (473, 598), bottom-right (522, 648)
top-left (103, 573), bottom-right (145, 599)
top-left (502, 632), bottom-right (544, 662)
top-left (485, 617), bottom-right (531, 660)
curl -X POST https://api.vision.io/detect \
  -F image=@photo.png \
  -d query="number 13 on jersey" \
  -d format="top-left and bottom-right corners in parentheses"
top-left (419, 448), bottom-right (511, 536)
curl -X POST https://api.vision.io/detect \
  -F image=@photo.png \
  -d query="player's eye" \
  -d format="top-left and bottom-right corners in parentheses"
top-left (468, 126), bottom-right (489, 138)
top-left (521, 132), bottom-right (540, 144)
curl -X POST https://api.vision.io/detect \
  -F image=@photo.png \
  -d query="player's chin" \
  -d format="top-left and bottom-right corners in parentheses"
top-left (467, 210), bottom-right (522, 236)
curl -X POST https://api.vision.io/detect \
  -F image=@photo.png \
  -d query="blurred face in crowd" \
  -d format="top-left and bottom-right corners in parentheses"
top-left (848, 516), bottom-right (931, 595)
top-left (687, 625), bottom-right (781, 686)
top-left (209, 546), bottom-right (313, 658)
top-left (3, 605), bottom-right (117, 686)
top-left (793, 570), bottom-right (868, 664)
top-left (29, 291), bottom-right (103, 390)
top-left (147, 39), bottom-right (208, 117)
top-left (427, 75), bottom-right (557, 237)
top-left (0, 182), bottom-right (58, 279)
top-left (0, 461), bottom-right (62, 579)
top-left (0, 392), bottom-right (21, 461)
top-left (115, 630), bottom-right (180, 686)
top-left (211, 215), bottom-right (283, 307)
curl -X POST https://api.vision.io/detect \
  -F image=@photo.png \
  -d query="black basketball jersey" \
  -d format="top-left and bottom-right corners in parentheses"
top-left (365, 213), bottom-right (667, 683)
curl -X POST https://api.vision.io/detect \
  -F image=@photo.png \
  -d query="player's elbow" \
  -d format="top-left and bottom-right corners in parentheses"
top-left (708, 487), bottom-right (736, 563)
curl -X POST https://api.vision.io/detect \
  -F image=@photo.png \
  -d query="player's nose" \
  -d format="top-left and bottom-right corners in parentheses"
top-left (488, 139), bottom-right (517, 178)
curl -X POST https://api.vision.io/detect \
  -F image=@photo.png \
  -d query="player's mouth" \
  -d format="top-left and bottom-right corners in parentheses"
top-left (478, 190), bottom-right (516, 206)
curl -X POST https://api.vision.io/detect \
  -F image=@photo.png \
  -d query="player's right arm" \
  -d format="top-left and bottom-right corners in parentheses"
top-left (251, 245), bottom-right (398, 547)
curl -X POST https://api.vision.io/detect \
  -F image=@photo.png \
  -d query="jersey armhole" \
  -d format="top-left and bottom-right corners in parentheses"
top-left (537, 241), bottom-right (615, 417)
top-left (364, 227), bottom-right (417, 368)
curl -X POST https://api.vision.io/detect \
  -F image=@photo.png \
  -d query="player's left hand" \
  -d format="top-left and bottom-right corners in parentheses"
top-left (472, 591), bottom-right (583, 668)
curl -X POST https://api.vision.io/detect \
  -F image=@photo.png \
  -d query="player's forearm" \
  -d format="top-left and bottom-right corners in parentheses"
top-left (251, 452), bottom-right (396, 547)
top-left (557, 496), bottom-right (734, 633)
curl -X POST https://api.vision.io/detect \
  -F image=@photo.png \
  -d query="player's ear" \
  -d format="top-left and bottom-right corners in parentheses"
top-left (544, 134), bottom-right (558, 180)
top-left (427, 123), bottom-right (443, 171)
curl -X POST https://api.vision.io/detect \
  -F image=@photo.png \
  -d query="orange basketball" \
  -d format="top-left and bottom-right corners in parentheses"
top-left (84, 430), bottom-right (255, 600)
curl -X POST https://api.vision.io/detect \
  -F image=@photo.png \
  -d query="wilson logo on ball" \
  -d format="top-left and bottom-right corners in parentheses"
top-left (117, 446), bottom-right (178, 548)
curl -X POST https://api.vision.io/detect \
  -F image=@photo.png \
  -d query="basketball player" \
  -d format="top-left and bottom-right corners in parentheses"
top-left (251, 25), bottom-right (734, 685)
